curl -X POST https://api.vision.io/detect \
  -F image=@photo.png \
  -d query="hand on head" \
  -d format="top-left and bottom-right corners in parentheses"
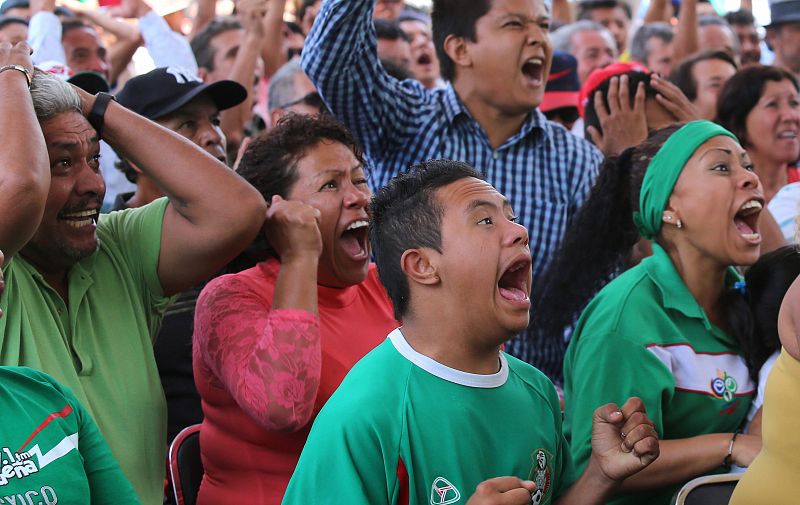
top-left (465, 476), bottom-right (537, 505)
top-left (650, 74), bottom-right (699, 122)
top-left (263, 194), bottom-right (323, 264)
top-left (587, 74), bottom-right (649, 156)
top-left (590, 396), bottom-right (660, 482)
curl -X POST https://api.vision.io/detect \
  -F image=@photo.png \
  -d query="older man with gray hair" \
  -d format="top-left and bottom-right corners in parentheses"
top-left (630, 22), bottom-right (674, 77)
top-left (551, 20), bottom-right (617, 84)
top-left (267, 58), bottom-right (325, 125)
top-left (0, 51), bottom-right (266, 503)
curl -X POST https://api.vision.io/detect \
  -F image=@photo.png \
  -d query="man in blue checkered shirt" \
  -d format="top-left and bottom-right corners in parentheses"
top-left (301, 0), bottom-right (603, 385)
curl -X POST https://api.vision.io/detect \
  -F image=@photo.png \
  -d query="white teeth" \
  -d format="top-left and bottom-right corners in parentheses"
top-left (526, 57), bottom-right (543, 66)
top-left (739, 200), bottom-right (763, 212)
top-left (742, 232), bottom-right (761, 241)
top-left (346, 220), bottom-right (369, 231)
top-left (65, 219), bottom-right (94, 228)
top-left (779, 131), bottom-right (798, 138)
top-left (63, 210), bottom-right (98, 218)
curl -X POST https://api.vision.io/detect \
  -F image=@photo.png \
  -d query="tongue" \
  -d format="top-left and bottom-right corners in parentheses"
top-left (734, 217), bottom-right (754, 235)
top-left (340, 233), bottom-right (364, 258)
top-left (499, 287), bottom-right (527, 301)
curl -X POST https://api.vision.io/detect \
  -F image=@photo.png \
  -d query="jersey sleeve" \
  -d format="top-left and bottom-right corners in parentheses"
top-left (564, 330), bottom-right (672, 475)
top-left (98, 197), bottom-right (173, 322)
top-left (282, 383), bottom-right (400, 504)
top-left (48, 376), bottom-right (141, 504)
top-left (300, 0), bottom-right (436, 155)
top-left (194, 274), bottom-right (321, 431)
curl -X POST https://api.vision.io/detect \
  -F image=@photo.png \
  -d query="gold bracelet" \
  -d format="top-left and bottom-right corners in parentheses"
top-left (0, 64), bottom-right (32, 88)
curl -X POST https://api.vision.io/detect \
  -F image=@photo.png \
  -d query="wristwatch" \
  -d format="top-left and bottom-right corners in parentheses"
top-left (88, 92), bottom-right (116, 138)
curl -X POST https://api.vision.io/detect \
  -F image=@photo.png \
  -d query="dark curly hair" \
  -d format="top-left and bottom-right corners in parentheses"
top-left (228, 113), bottom-right (366, 271)
top-left (583, 70), bottom-right (658, 141)
top-left (741, 246), bottom-right (800, 380)
top-left (532, 124), bottom-right (753, 368)
top-left (716, 65), bottom-right (799, 148)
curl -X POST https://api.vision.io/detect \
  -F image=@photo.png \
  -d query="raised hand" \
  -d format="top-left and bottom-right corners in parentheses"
top-left (650, 74), bottom-right (698, 122)
top-left (587, 74), bottom-right (649, 156)
top-left (263, 195), bottom-right (323, 264)
top-left (590, 397), bottom-right (659, 482)
top-left (0, 41), bottom-right (33, 73)
top-left (465, 476), bottom-right (538, 505)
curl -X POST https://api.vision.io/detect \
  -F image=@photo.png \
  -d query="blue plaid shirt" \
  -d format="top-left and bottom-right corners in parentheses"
top-left (302, 0), bottom-right (603, 385)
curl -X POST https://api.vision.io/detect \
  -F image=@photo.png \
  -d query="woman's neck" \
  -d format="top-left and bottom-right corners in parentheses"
top-left (750, 149), bottom-right (788, 202)
top-left (663, 243), bottom-right (728, 327)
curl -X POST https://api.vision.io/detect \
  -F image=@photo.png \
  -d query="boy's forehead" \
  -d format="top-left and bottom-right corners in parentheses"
top-left (484, 0), bottom-right (549, 18)
top-left (437, 177), bottom-right (507, 212)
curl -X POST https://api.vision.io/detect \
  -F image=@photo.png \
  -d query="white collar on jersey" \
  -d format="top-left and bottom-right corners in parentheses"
top-left (388, 328), bottom-right (509, 388)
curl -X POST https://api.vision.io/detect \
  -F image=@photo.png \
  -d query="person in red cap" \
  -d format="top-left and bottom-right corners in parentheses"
top-left (541, 51), bottom-right (581, 131)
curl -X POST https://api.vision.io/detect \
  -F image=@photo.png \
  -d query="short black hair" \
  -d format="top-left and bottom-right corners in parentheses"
top-left (61, 19), bottom-right (92, 37)
top-left (374, 18), bottom-right (411, 42)
top-left (431, 0), bottom-right (492, 81)
top-left (668, 50), bottom-right (737, 102)
top-left (191, 16), bottom-right (242, 72)
top-left (584, 70), bottom-right (657, 140)
top-left (369, 159), bottom-right (483, 319)
top-left (723, 9), bottom-right (756, 27)
top-left (576, 0), bottom-right (632, 21)
top-left (716, 65), bottom-right (799, 147)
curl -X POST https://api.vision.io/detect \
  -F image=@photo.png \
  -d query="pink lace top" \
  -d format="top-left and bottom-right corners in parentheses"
top-left (193, 258), bottom-right (397, 504)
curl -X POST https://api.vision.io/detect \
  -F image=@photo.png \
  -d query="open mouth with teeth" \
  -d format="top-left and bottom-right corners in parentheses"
top-left (497, 257), bottom-right (531, 305)
top-left (521, 57), bottom-right (545, 86)
top-left (340, 219), bottom-right (370, 261)
top-left (59, 209), bottom-right (99, 229)
top-left (733, 199), bottom-right (763, 244)
top-left (778, 130), bottom-right (798, 140)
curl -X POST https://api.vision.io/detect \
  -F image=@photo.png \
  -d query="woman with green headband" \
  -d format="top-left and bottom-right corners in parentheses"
top-left (560, 121), bottom-right (764, 505)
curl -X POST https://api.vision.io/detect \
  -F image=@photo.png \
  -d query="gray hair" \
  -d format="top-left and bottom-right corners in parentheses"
top-left (699, 15), bottom-right (740, 54)
top-left (30, 68), bottom-right (82, 122)
top-left (268, 58), bottom-right (304, 112)
top-left (551, 20), bottom-right (617, 54)
top-left (630, 22), bottom-right (674, 65)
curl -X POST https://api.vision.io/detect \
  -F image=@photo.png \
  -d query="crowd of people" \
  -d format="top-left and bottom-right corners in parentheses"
top-left (0, 0), bottom-right (798, 503)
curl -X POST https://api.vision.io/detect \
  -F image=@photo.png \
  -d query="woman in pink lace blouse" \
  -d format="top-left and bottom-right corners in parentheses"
top-left (192, 114), bottom-right (398, 504)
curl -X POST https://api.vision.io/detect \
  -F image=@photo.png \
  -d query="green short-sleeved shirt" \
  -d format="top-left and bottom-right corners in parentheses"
top-left (283, 329), bottom-right (575, 505)
top-left (0, 198), bottom-right (172, 505)
top-left (563, 244), bottom-right (755, 505)
top-left (0, 366), bottom-right (140, 504)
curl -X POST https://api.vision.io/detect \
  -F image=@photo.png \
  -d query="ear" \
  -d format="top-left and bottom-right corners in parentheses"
top-left (400, 248), bottom-right (441, 287)
top-left (443, 34), bottom-right (472, 72)
top-left (269, 109), bottom-right (283, 128)
top-left (197, 67), bottom-right (210, 83)
top-left (662, 201), bottom-right (682, 226)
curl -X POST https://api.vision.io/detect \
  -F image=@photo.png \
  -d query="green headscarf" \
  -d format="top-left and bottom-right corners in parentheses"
top-left (632, 120), bottom-right (739, 240)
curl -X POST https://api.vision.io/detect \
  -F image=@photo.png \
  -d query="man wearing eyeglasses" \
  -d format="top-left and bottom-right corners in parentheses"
top-left (268, 58), bottom-right (326, 125)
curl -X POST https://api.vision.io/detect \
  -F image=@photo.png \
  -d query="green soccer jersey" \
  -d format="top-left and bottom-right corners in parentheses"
top-left (563, 244), bottom-right (754, 505)
top-left (0, 367), bottom-right (139, 504)
top-left (283, 329), bottom-right (576, 505)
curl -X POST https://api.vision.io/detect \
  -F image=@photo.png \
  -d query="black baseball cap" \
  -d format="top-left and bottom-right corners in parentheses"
top-left (116, 66), bottom-right (247, 121)
top-left (0, 0), bottom-right (28, 15)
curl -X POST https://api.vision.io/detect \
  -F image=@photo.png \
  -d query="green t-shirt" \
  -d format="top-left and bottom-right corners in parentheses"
top-left (0, 366), bottom-right (139, 503)
top-left (283, 329), bottom-right (575, 505)
top-left (0, 198), bottom-right (172, 504)
top-left (563, 244), bottom-right (755, 505)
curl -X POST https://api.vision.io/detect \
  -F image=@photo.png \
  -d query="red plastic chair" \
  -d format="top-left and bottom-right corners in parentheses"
top-left (168, 424), bottom-right (203, 505)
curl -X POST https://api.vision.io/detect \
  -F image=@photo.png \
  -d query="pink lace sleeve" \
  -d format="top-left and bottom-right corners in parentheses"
top-left (194, 275), bottom-right (321, 432)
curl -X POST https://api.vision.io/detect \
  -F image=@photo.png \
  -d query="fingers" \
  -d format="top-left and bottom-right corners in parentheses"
top-left (469, 477), bottom-right (537, 505)
top-left (632, 81), bottom-right (646, 113)
top-left (586, 125), bottom-right (603, 148)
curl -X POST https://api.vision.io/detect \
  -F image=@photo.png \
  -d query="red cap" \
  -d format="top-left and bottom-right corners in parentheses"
top-left (578, 61), bottom-right (650, 117)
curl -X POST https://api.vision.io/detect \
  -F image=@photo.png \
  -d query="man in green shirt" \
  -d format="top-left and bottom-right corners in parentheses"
top-left (283, 160), bottom-right (659, 505)
top-left (0, 61), bottom-right (266, 503)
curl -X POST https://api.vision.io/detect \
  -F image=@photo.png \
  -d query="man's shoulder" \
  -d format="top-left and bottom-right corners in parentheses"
top-left (540, 117), bottom-right (602, 161)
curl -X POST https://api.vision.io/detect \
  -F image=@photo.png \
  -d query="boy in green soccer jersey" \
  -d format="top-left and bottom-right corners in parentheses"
top-left (282, 160), bottom-right (659, 505)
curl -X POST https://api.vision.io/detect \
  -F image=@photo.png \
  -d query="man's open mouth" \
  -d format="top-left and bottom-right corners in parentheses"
top-left (59, 209), bottom-right (99, 229)
top-left (498, 256), bottom-right (531, 302)
top-left (733, 198), bottom-right (763, 243)
top-left (521, 57), bottom-right (545, 85)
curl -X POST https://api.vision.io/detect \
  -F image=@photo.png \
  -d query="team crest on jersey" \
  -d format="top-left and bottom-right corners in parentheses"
top-left (527, 449), bottom-right (552, 505)
top-left (430, 477), bottom-right (461, 505)
top-left (710, 368), bottom-right (738, 402)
